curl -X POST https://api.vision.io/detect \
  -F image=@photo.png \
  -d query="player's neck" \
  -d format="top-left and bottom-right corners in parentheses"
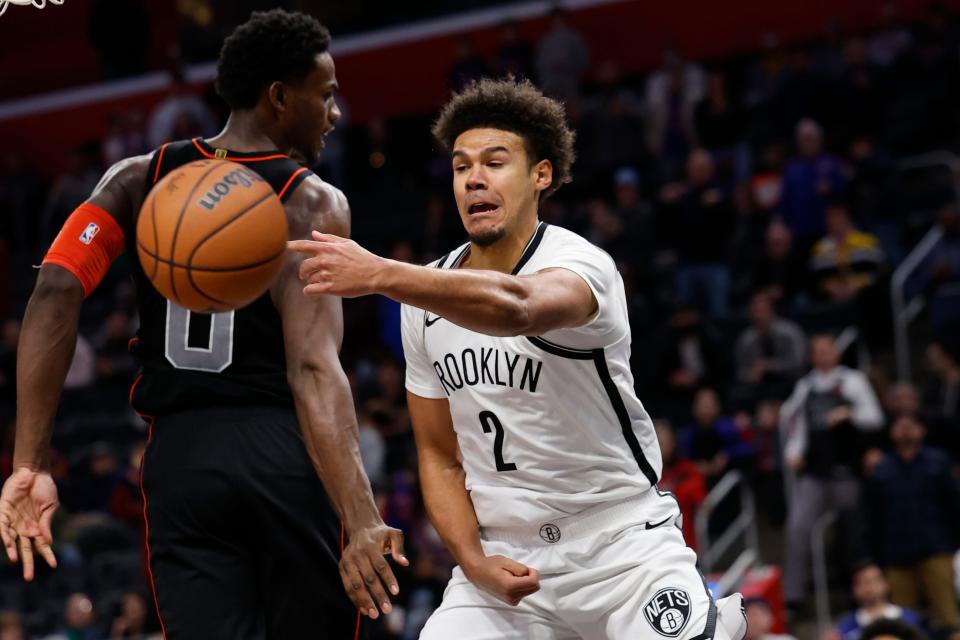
top-left (205, 112), bottom-right (282, 153)
top-left (462, 215), bottom-right (539, 273)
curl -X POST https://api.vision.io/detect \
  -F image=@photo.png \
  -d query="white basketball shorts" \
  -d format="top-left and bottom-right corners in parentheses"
top-left (420, 489), bottom-right (741, 640)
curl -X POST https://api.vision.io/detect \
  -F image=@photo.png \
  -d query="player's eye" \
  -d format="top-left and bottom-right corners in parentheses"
top-left (454, 165), bottom-right (468, 172)
top-left (487, 161), bottom-right (503, 168)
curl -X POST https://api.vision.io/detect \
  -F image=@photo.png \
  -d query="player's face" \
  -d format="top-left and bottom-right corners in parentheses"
top-left (451, 128), bottom-right (551, 247)
top-left (284, 52), bottom-right (341, 164)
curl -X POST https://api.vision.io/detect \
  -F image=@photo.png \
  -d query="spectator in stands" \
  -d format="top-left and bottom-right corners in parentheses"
top-left (867, 415), bottom-right (960, 636)
top-left (694, 71), bottom-right (747, 178)
top-left (655, 420), bottom-right (707, 549)
top-left (926, 204), bottom-right (960, 330)
top-left (40, 143), bottom-right (102, 247)
top-left (843, 38), bottom-right (886, 139)
top-left (748, 400), bottom-right (788, 523)
top-left (48, 593), bottom-right (103, 640)
top-left (447, 35), bottom-right (490, 93)
top-left (583, 198), bottom-right (634, 265)
top-left (102, 110), bottom-right (146, 167)
top-left (868, 2), bottom-right (913, 68)
top-left (781, 334), bottom-right (884, 608)
top-left (743, 221), bottom-right (809, 312)
top-left (62, 333), bottom-right (96, 391)
top-left (744, 597), bottom-right (796, 640)
top-left (645, 50), bottom-right (706, 177)
top-left (833, 562), bottom-right (925, 640)
top-left (576, 62), bottom-right (646, 178)
top-left (660, 148), bottom-right (736, 317)
top-left (652, 306), bottom-right (727, 423)
top-left (93, 311), bottom-right (137, 398)
top-left (146, 68), bottom-right (218, 149)
top-left (734, 291), bottom-right (807, 405)
top-left (358, 407), bottom-right (388, 492)
top-left (679, 388), bottom-right (754, 485)
top-left (860, 619), bottom-right (930, 640)
top-left (535, 7), bottom-right (589, 99)
top-left (779, 118), bottom-right (848, 251)
top-left (922, 342), bottom-right (959, 454)
top-left (0, 611), bottom-right (23, 640)
top-left (846, 134), bottom-right (899, 263)
top-left (612, 167), bottom-right (657, 293)
top-left (495, 20), bottom-right (534, 80)
top-left (810, 200), bottom-right (886, 302)
top-left (108, 590), bottom-right (155, 638)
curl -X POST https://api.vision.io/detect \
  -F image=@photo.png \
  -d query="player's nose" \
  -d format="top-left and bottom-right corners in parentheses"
top-left (465, 166), bottom-right (487, 190)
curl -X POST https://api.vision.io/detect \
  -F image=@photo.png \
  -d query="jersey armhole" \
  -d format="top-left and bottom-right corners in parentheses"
top-left (278, 167), bottom-right (312, 202)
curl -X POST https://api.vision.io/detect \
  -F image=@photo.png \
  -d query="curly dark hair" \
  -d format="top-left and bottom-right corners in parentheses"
top-left (216, 9), bottom-right (331, 110)
top-left (861, 619), bottom-right (929, 640)
top-left (431, 77), bottom-right (576, 198)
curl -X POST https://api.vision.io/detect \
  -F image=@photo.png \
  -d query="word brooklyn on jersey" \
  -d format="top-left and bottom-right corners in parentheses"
top-left (432, 347), bottom-right (543, 396)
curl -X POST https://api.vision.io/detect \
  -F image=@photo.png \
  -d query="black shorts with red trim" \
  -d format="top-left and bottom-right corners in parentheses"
top-left (140, 405), bottom-right (362, 639)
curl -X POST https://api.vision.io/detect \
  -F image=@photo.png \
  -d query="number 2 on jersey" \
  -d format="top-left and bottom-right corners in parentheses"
top-left (479, 411), bottom-right (517, 472)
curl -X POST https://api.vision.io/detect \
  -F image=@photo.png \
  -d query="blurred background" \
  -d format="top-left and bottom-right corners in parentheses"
top-left (1, 0), bottom-right (960, 639)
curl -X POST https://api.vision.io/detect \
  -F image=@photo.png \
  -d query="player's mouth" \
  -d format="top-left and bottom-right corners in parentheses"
top-left (319, 128), bottom-right (334, 148)
top-left (468, 202), bottom-right (500, 216)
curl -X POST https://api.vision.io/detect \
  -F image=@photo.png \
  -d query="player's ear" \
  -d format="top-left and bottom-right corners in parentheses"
top-left (532, 159), bottom-right (552, 193)
top-left (267, 81), bottom-right (287, 113)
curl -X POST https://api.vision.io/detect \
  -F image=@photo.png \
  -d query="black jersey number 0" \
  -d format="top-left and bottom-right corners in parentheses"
top-left (164, 301), bottom-right (235, 372)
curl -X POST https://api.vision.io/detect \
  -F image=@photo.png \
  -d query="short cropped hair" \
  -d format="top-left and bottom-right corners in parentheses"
top-left (216, 9), bottom-right (331, 110)
top-left (432, 77), bottom-right (576, 198)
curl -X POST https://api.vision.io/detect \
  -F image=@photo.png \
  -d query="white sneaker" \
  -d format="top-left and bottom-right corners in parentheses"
top-left (715, 593), bottom-right (747, 640)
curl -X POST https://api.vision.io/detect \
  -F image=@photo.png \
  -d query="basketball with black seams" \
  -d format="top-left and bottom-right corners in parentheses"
top-left (136, 158), bottom-right (288, 313)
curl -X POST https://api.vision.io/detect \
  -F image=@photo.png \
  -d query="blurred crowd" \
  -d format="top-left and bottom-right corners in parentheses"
top-left (2, 2), bottom-right (960, 639)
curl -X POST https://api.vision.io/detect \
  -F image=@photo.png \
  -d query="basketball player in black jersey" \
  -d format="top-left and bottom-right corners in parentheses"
top-left (0, 10), bottom-right (405, 638)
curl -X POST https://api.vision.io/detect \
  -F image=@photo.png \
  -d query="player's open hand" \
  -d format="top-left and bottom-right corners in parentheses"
top-left (288, 231), bottom-right (386, 298)
top-left (0, 467), bottom-right (59, 581)
top-left (339, 522), bottom-right (409, 620)
top-left (463, 555), bottom-right (540, 606)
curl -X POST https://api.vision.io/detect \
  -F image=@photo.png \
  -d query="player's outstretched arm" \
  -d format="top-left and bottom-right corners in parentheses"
top-left (1, 155), bottom-right (149, 581)
top-left (290, 232), bottom-right (597, 337)
top-left (276, 178), bottom-right (407, 620)
top-left (407, 391), bottom-right (540, 606)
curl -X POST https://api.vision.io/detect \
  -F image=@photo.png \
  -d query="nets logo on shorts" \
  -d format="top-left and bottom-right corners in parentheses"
top-left (79, 222), bottom-right (100, 245)
top-left (538, 524), bottom-right (561, 543)
top-left (644, 587), bottom-right (691, 637)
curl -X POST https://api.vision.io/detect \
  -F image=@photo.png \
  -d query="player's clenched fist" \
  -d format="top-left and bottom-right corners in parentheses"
top-left (462, 555), bottom-right (540, 606)
top-left (339, 523), bottom-right (409, 619)
top-left (289, 231), bottom-right (386, 298)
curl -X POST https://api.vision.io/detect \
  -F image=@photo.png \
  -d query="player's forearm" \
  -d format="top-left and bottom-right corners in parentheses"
top-left (376, 260), bottom-right (533, 337)
top-left (13, 271), bottom-right (84, 470)
top-left (290, 370), bottom-right (381, 533)
top-left (418, 452), bottom-right (485, 570)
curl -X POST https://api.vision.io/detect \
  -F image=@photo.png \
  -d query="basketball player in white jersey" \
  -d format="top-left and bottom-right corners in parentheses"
top-left (291, 78), bottom-right (746, 639)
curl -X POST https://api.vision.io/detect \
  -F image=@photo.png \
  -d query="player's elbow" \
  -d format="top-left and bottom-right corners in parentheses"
top-left (502, 298), bottom-right (537, 336)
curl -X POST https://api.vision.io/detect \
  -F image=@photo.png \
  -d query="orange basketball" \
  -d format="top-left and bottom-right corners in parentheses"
top-left (136, 159), bottom-right (289, 313)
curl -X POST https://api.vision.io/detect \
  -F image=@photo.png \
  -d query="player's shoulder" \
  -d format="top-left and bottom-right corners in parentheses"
top-left (100, 153), bottom-right (153, 194)
top-left (284, 173), bottom-right (349, 239)
top-left (537, 224), bottom-right (616, 270)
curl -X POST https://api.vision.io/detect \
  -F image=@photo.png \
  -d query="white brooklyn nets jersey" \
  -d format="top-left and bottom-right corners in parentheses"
top-left (402, 222), bottom-right (662, 528)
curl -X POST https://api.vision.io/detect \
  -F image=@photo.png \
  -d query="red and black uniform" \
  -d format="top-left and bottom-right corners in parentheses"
top-left (68, 139), bottom-right (359, 639)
